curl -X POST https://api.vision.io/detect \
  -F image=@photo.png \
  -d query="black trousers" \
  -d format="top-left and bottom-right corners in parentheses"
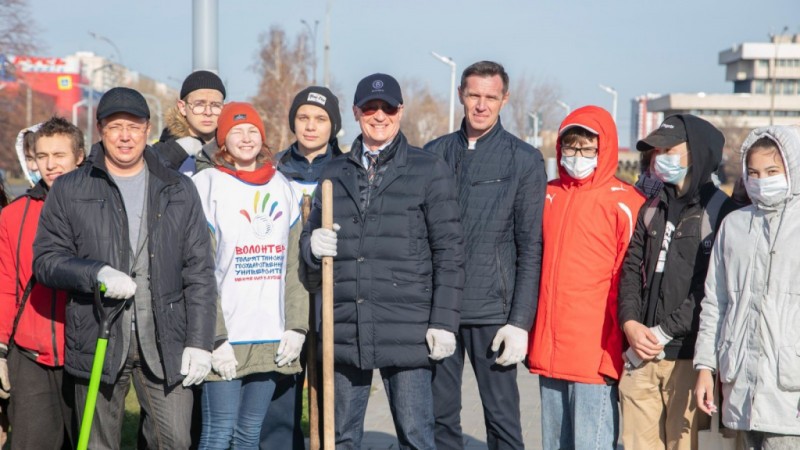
top-left (7, 345), bottom-right (75, 450)
top-left (431, 324), bottom-right (524, 450)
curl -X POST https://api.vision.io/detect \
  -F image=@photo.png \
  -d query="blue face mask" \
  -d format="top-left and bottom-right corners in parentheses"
top-left (653, 153), bottom-right (687, 185)
top-left (29, 170), bottom-right (42, 185)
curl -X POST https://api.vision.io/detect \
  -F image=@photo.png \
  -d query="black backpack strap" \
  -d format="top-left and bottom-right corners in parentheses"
top-left (8, 277), bottom-right (36, 348)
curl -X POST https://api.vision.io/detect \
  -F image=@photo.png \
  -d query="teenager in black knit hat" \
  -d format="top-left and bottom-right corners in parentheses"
top-left (260, 85), bottom-right (342, 450)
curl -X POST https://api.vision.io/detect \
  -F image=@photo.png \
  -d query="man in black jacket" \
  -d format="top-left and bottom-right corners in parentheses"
top-left (300, 73), bottom-right (465, 450)
top-left (424, 61), bottom-right (546, 450)
top-left (617, 114), bottom-right (738, 449)
top-left (261, 86), bottom-right (342, 450)
top-left (33, 87), bottom-right (217, 449)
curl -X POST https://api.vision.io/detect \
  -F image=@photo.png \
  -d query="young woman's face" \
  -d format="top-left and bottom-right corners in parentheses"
top-left (747, 146), bottom-right (786, 179)
top-left (225, 123), bottom-right (263, 171)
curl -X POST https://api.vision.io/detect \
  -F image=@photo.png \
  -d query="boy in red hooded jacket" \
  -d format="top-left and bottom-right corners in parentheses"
top-left (528, 106), bottom-right (644, 449)
top-left (0, 116), bottom-right (84, 449)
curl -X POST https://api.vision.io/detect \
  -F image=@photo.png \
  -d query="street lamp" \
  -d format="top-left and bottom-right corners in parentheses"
top-left (89, 32), bottom-right (123, 66)
top-left (769, 25), bottom-right (789, 126)
top-left (301, 19), bottom-right (320, 84)
top-left (556, 100), bottom-right (571, 117)
top-left (431, 51), bottom-right (456, 133)
top-left (598, 84), bottom-right (618, 124)
top-left (527, 111), bottom-right (542, 147)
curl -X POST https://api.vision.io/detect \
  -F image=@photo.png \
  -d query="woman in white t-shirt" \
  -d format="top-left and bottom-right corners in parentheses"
top-left (192, 102), bottom-right (307, 450)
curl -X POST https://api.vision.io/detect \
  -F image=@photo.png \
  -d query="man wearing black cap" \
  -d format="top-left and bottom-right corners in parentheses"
top-left (260, 86), bottom-right (343, 450)
top-left (617, 114), bottom-right (737, 449)
top-left (33, 87), bottom-right (218, 449)
top-left (155, 70), bottom-right (227, 175)
top-left (299, 73), bottom-right (465, 449)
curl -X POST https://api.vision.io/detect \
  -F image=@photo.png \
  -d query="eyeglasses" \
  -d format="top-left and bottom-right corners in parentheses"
top-left (103, 123), bottom-right (147, 138)
top-left (186, 101), bottom-right (223, 115)
top-left (359, 103), bottom-right (399, 116)
top-left (562, 146), bottom-right (598, 158)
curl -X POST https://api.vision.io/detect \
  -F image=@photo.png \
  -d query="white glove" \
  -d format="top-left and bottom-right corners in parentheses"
top-left (650, 326), bottom-right (671, 360)
top-left (180, 347), bottom-right (212, 386)
top-left (275, 330), bottom-right (306, 367)
top-left (211, 341), bottom-right (238, 381)
top-left (310, 223), bottom-right (340, 259)
top-left (176, 136), bottom-right (203, 157)
top-left (97, 266), bottom-right (136, 299)
top-left (0, 344), bottom-right (9, 399)
top-left (491, 324), bottom-right (529, 366)
top-left (426, 328), bottom-right (456, 360)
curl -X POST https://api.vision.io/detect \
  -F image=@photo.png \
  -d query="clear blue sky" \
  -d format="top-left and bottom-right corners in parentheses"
top-left (26, 0), bottom-right (800, 146)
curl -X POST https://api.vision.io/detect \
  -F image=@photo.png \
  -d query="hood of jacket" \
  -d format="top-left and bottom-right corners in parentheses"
top-left (740, 125), bottom-right (800, 201)
top-left (556, 105), bottom-right (618, 188)
top-left (164, 104), bottom-right (194, 140)
top-left (15, 122), bottom-right (43, 187)
top-left (675, 114), bottom-right (724, 199)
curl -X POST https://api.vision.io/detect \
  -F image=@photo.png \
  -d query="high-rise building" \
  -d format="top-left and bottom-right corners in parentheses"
top-left (634, 34), bottom-right (800, 135)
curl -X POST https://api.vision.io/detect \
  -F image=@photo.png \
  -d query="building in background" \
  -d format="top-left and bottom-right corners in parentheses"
top-left (635, 33), bottom-right (800, 135)
top-left (630, 93), bottom-right (664, 145)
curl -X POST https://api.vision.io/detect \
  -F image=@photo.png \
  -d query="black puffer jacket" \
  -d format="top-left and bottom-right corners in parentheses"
top-left (33, 143), bottom-right (217, 385)
top-left (300, 132), bottom-right (465, 369)
top-left (424, 119), bottom-right (546, 330)
top-left (618, 114), bottom-right (739, 359)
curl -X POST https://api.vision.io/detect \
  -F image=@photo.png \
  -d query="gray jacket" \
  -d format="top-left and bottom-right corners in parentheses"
top-left (695, 125), bottom-right (800, 434)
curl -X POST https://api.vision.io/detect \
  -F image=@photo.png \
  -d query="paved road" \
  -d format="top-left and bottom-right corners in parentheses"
top-left (361, 360), bottom-right (543, 450)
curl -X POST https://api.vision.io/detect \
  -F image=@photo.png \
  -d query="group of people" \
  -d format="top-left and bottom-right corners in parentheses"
top-left (0, 59), bottom-right (797, 450)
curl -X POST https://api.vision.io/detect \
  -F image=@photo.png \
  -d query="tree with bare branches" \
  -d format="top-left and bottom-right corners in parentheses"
top-left (399, 78), bottom-right (454, 147)
top-left (503, 73), bottom-right (562, 144)
top-left (251, 26), bottom-right (314, 153)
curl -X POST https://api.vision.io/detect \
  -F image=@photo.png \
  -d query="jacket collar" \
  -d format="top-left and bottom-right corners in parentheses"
top-left (25, 179), bottom-right (49, 200)
top-left (455, 117), bottom-right (505, 148)
top-left (88, 142), bottom-right (181, 185)
top-left (277, 141), bottom-right (342, 176)
top-left (347, 132), bottom-right (408, 169)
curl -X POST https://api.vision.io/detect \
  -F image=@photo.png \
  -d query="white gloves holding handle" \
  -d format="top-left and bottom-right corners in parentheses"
top-left (310, 224), bottom-right (340, 259)
top-left (97, 266), bottom-right (136, 299)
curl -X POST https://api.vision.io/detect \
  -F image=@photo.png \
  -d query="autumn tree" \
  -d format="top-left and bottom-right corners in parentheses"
top-left (399, 78), bottom-right (455, 147)
top-left (503, 72), bottom-right (563, 155)
top-left (251, 26), bottom-right (314, 153)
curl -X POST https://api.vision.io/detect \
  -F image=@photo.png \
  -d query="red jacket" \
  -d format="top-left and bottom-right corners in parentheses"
top-left (0, 183), bottom-right (67, 367)
top-left (528, 106), bottom-right (645, 383)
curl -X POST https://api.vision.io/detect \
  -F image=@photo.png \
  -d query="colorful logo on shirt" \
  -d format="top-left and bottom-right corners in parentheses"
top-left (240, 191), bottom-right (283, 239)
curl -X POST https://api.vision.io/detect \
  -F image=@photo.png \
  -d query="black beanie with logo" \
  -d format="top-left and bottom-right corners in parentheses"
top-left (288, 86), bottom-right (341, 143)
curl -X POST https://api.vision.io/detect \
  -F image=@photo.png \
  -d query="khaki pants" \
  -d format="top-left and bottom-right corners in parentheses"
top-left (619, 359), bottom-right (709, 450)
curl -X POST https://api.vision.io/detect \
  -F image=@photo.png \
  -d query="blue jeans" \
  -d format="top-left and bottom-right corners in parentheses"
top-left (199, 372), bottom-right (279, 450)
top-left (539, 375), bottom-right (619, 450)
top-left (335, 363), bottom-right (435, 450)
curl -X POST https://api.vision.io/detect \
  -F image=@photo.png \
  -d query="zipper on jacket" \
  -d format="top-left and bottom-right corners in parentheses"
top-left (495, 249), bottom-right (509, 313)
top-left (472, 176), bottom-right (511, 186)
top-left (547, 187), bottom-right (576, 371)
top-left (51, 289), bottom-right (59, 366)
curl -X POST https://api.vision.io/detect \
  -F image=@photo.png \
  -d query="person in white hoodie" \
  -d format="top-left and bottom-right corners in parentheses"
top-left (15, 123), bottom-right (43, 186)
top-left (695, 125), bottom-right (800, 449)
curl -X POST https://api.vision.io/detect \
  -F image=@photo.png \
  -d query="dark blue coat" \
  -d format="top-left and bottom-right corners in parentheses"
top-left (424, 119), bottom-right (546, 330)
top-left (300, 132), bottom-right (465, 369)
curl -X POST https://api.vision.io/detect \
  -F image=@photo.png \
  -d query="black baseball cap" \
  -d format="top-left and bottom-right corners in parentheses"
top-left (636, 115), bottom-right (686, 151)
top-left (353, 73), bottom-right (403, 108)
top-left (96, 87), bottom-right (150, 121)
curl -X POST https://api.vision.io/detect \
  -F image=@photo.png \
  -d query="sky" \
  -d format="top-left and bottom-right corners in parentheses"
top-left (26, 0), bottom-right (800, 147)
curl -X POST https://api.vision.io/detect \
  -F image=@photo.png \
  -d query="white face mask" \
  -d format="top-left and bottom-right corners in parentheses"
top-left (653, 153), bottom-right (688, 185)
top-left (560, 155), bottom-right (597, 180)
top-left (745, 174), bottom-right (789, 207)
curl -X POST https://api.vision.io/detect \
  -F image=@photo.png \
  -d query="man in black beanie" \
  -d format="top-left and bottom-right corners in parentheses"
top-left (259, 85), bottom-right (342, 450)
top-left (155, 70), bottom-right (227, 175)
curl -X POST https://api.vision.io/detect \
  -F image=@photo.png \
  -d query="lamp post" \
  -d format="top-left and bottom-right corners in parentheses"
top-left (527, 111), bottom-right (542, 147)
top-left (598, 84), bottom-right (618, 124)
top-left (89, 32), bottom-right (123, 66)
top-left (556, 100), bottom-right (571, 117)
top-left (431, 51), bottom-right (456, 133)
top-left (301, 19), bottom-right (320, 84)
top-left (769, 25), bottom-right (789, 126)
top-left (323, 0), bottom-right (332, 87)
